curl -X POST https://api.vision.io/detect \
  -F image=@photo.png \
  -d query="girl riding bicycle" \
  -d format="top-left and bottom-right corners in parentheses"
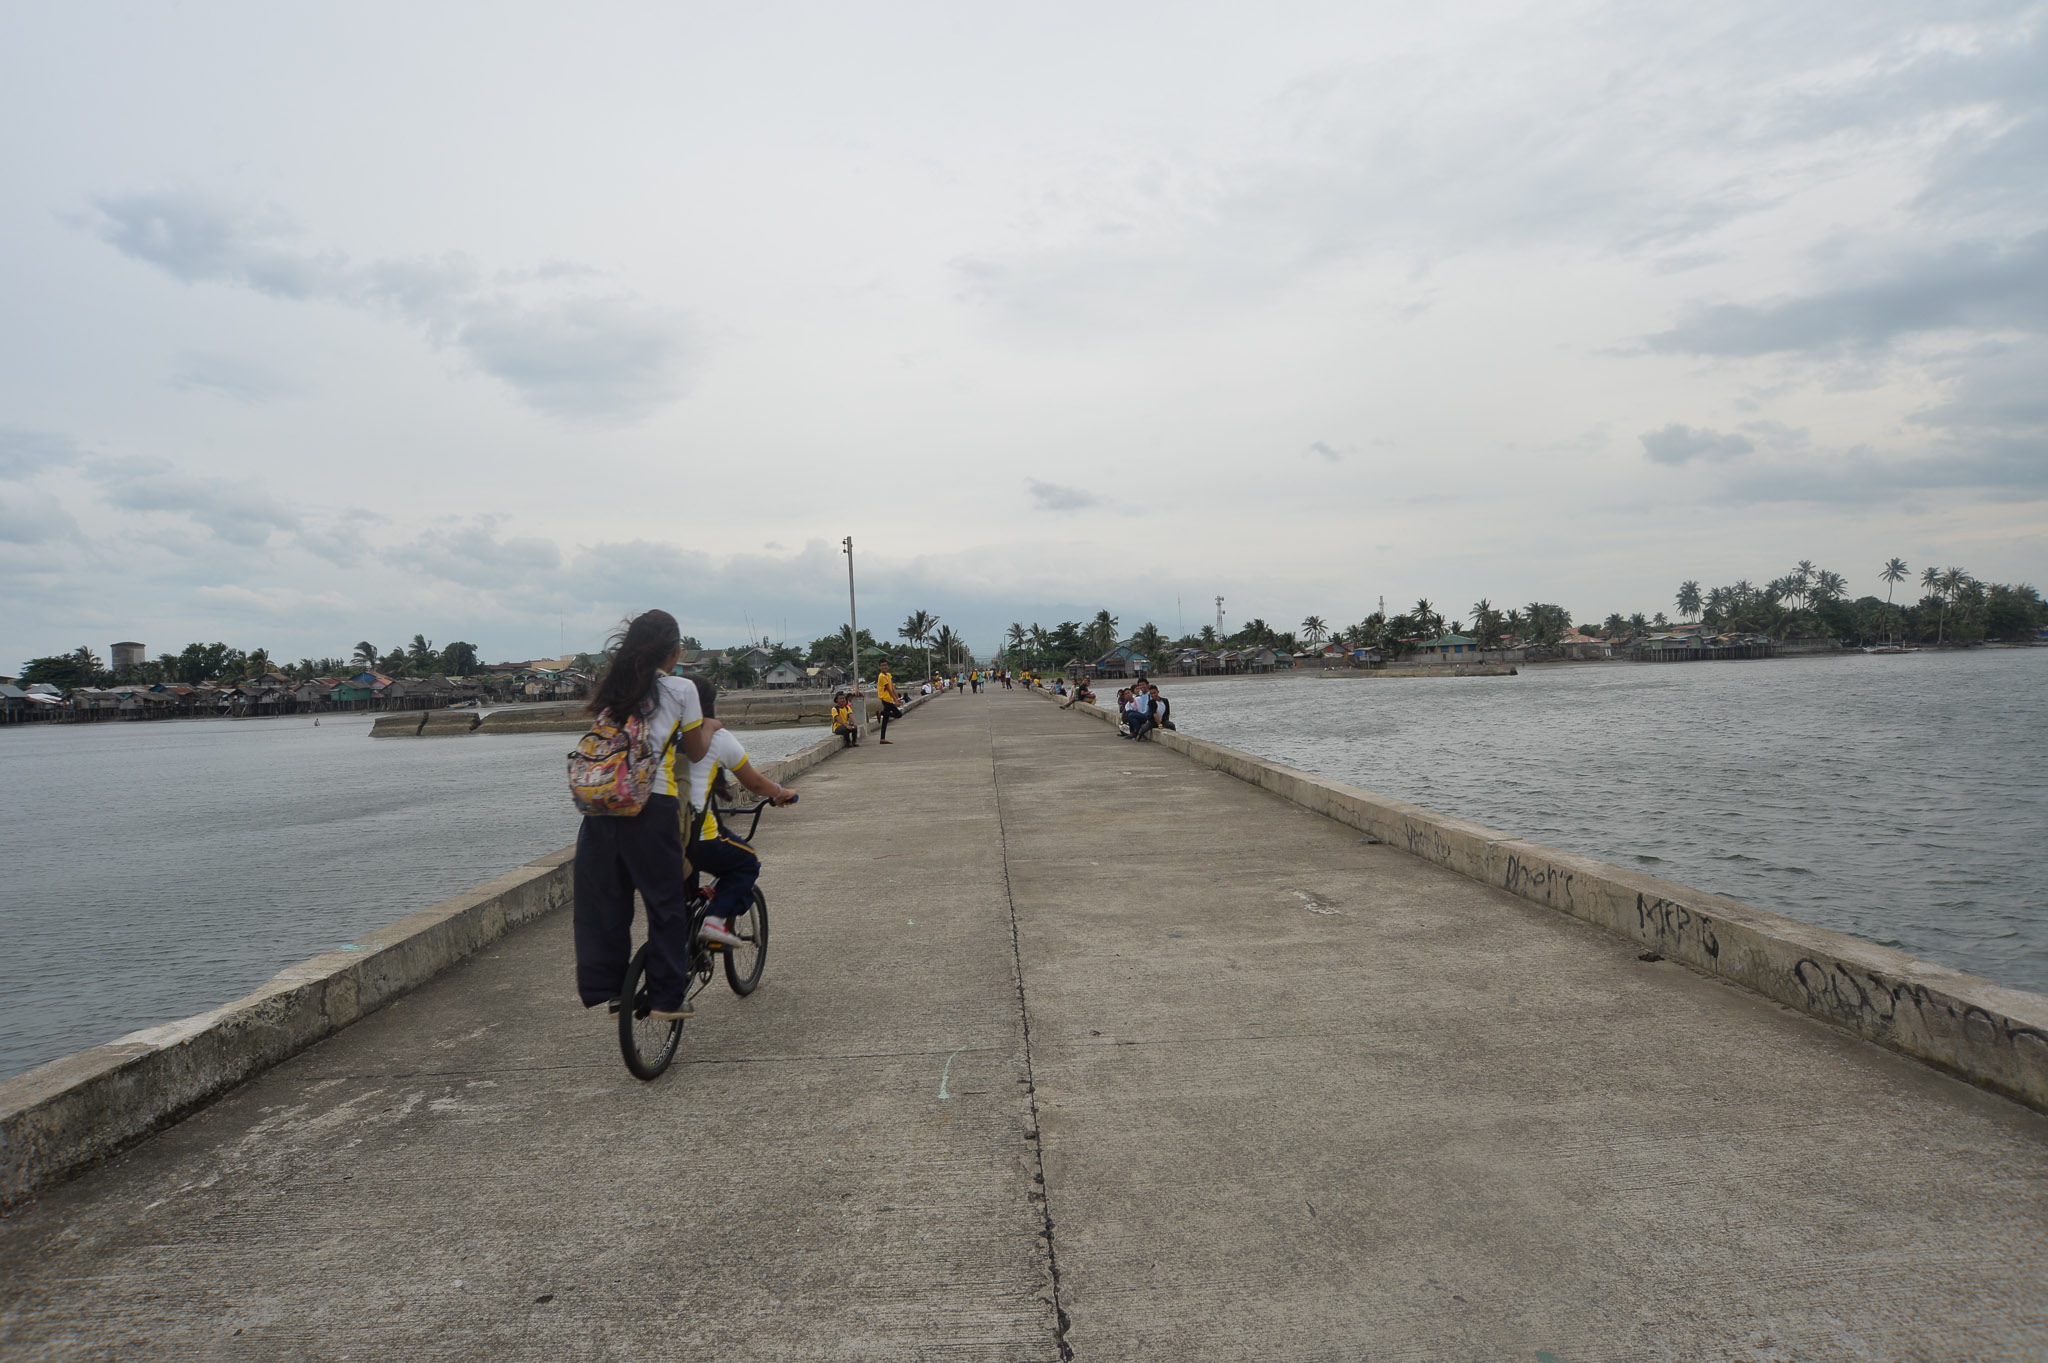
top-left (682, 676), bottom-right (794, 951)
top-left (572, 609), bottom-right (720, 1021)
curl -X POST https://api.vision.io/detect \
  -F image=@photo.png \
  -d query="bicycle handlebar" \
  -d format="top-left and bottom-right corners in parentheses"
top-left (713, 793), bottom-right (797, 843)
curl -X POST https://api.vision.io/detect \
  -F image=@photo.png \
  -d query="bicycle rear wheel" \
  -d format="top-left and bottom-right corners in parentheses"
top-left (618, 942), bottom-right (683, 1080)
top-left (723, 887), bottom-right (769, 996)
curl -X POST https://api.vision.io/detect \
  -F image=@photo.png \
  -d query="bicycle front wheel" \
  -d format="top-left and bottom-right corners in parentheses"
top-left (618, 942), bottom-right (683, 1081)
top-left (723, 887), bottom-right (769, 996)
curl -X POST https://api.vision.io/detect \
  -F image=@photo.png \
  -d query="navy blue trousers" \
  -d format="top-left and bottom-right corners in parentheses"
top-left (573, 794), bottom-right (693, 1010)
top-left (690, 834), bottom-right (761, 925)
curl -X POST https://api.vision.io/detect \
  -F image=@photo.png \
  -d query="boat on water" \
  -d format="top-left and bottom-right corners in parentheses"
top-left (1862, 644), bottom-right (1921, 654)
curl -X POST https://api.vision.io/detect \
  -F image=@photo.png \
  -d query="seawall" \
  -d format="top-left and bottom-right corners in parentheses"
top-left (0, 692), bottom-right (933, 1209)
top-left (1044, 690), bottom-right (2048, 1112)
top-left (371, 692), bottom-right (894, 736)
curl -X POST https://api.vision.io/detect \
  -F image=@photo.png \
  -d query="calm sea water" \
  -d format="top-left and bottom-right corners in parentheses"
top-left (1167, 649), bottom-right (2048, 998)
top-left (0, 713), bottom-right (825, 1080)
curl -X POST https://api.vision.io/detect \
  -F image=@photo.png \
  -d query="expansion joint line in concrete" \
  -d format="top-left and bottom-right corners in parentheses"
top-left (986, 708), bottom-right (1074, 1362)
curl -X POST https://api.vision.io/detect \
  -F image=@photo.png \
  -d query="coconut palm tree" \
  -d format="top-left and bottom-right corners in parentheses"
top-left (1937, 567), bottom-right (1966, 643)
top-left (1028, 623), bottom-right (1051, 664)
top-left (1879, 558), bottom-right (1908, 638)
top-left (899, 609), bottom-right (936, 677)
top-left (69, 645), bottom-right (104, 686)
top-left (352, 640), bottom-right (378, 669)
top-left (1086, 609), bottom-right (1120, 655)
top-left (1299, 615), bottom-right (1329, 648)
top-left (1006, 622), bottom-right (1027, 657)
top-left (1675, 581), bottom-right (1702, 620)
top-left (931, 624), bottom-right (963, 672)
top-left (1412, 600), bottom-right (1443, 637)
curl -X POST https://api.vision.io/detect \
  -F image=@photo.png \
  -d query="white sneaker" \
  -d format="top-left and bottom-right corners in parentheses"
top-left (699, 916), bottom-right (746, 948)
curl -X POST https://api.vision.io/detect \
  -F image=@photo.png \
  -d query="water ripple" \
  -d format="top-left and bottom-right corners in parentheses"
top-left (1172, 649), bottom-right (2048, 997)
top-left (0, 715), bottom-right (827, 1078)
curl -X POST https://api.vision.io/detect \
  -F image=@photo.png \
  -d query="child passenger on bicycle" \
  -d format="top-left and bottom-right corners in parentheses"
top-left (684, 676), bottom-right (795, 950)
top-left (573, 609), bottom-right (720, 1021)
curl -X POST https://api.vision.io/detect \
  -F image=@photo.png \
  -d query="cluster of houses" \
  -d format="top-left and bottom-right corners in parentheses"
top-left (683, 645), bottom-right (853, 691)
top-left (0, 656), bottom-right (599, 724)
top-left (1628, 626), bottom-right (1776, 661)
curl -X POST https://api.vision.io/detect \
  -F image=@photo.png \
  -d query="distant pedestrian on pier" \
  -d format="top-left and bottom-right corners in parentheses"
top-left (876, 663), bottom-right (903, 743)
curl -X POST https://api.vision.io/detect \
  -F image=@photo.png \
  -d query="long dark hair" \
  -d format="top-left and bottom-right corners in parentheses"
top-left (588, 609), bottom-right (682, 719)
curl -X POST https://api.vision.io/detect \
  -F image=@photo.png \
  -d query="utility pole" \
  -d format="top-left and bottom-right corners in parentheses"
top-left (1215, 595), bottom-right (1225, 636)
top-left (842, 536), bottom-right (861, 697)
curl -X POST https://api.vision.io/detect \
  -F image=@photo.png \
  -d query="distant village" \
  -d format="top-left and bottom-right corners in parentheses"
top-left (8, 561), bottom-right (2041, 727)
top-left (0, 641), bottom-right (854, 726)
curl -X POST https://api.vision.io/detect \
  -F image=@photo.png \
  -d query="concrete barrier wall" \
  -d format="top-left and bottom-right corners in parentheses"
top-left (0, 689), bottom-right (936, 1209)
top-left (1041, 691), bottom-right (2048, 1113)
top-left (472, 691), bottom-right (902, 735)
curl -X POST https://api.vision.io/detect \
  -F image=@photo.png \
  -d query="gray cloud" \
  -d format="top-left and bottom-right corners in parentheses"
top-left (1640, 424), bottom-right (1754, 465)
top-left (91, 458), bottom-right (301, 547)
top-left (1309, 441), bottom-right (1342, 463)
top-left (396, 517), bottom-right (563, 588)
top-left (0, 427), bottom-right (84, 481)
top-left (1646, 231), bottom-right (2048, 357)
top-left (170, 352), bottom-right (299, 404)
top-left (1026, 478), bottom-right (1101, 511)
top-left (90, 192), bottom-right (339, 297)
top-left (456, 294), bottom-right (692, 422)
top-left (1715, 440), bottom-right (2048, 503)
top-left (954, 8), bottom-right (2047, 334)
top-left (89, 193), bottom-right (695, 423)
top-left (1910, 338), bottom-right (2048, 435)
top-left (0, 486), bottom-right (80, 544)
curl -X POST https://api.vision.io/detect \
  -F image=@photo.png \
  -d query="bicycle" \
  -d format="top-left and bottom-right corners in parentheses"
top-left (615, 794), bottom-right (794, 1080)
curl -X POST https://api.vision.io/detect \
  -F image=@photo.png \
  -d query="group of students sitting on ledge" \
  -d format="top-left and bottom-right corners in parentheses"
top-left (1055, 673), bottom-right (1172, 739)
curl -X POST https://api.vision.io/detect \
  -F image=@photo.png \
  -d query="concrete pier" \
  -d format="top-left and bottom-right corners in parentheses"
top-left (4, 688), bottom-right (2045, 1360)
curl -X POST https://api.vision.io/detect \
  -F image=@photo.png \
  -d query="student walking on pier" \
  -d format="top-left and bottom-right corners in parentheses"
top-left (568, 609), bottom-right (717, 1021)
top-left (875, 663), bottom-right (903, 743)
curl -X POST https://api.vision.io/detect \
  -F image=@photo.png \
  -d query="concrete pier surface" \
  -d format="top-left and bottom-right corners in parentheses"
top-left (4, 689), bottom-right (2045, 1360)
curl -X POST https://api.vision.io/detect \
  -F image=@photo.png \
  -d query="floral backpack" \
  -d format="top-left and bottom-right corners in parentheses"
top-left (566, 708), bottom-right (675, 816)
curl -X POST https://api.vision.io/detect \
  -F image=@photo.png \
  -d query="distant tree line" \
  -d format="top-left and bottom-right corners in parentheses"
top-left (992, 599), bottom-right (1581, 667)
top-left (1658, 561), bottom-right (2044, 645)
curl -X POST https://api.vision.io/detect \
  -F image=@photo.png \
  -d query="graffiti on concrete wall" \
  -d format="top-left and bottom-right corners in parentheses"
top-left (1502, 853), bottom-right (1575, 912)
top-left (1792, 957), bottom-right (2048, 1062)
top-left (1635, 892), bottom-right (1720, 961)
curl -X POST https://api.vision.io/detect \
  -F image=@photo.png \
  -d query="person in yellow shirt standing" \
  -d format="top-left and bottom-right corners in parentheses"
top-left (876, 663), bottom-right (903, 744)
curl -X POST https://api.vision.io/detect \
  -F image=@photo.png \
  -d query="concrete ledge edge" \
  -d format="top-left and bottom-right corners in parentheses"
top-left (1038, 689), bottom-right (2048, 1113)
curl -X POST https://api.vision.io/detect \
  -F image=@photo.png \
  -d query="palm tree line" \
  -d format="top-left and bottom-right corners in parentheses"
top-left (1659, 559), bottom-right (2043, 646)
top-left (994, 598), bottom-right (1581, 668)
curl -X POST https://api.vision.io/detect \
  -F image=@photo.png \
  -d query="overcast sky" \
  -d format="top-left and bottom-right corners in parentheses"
top-left (2, 1), bottom-right (2043, 666)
